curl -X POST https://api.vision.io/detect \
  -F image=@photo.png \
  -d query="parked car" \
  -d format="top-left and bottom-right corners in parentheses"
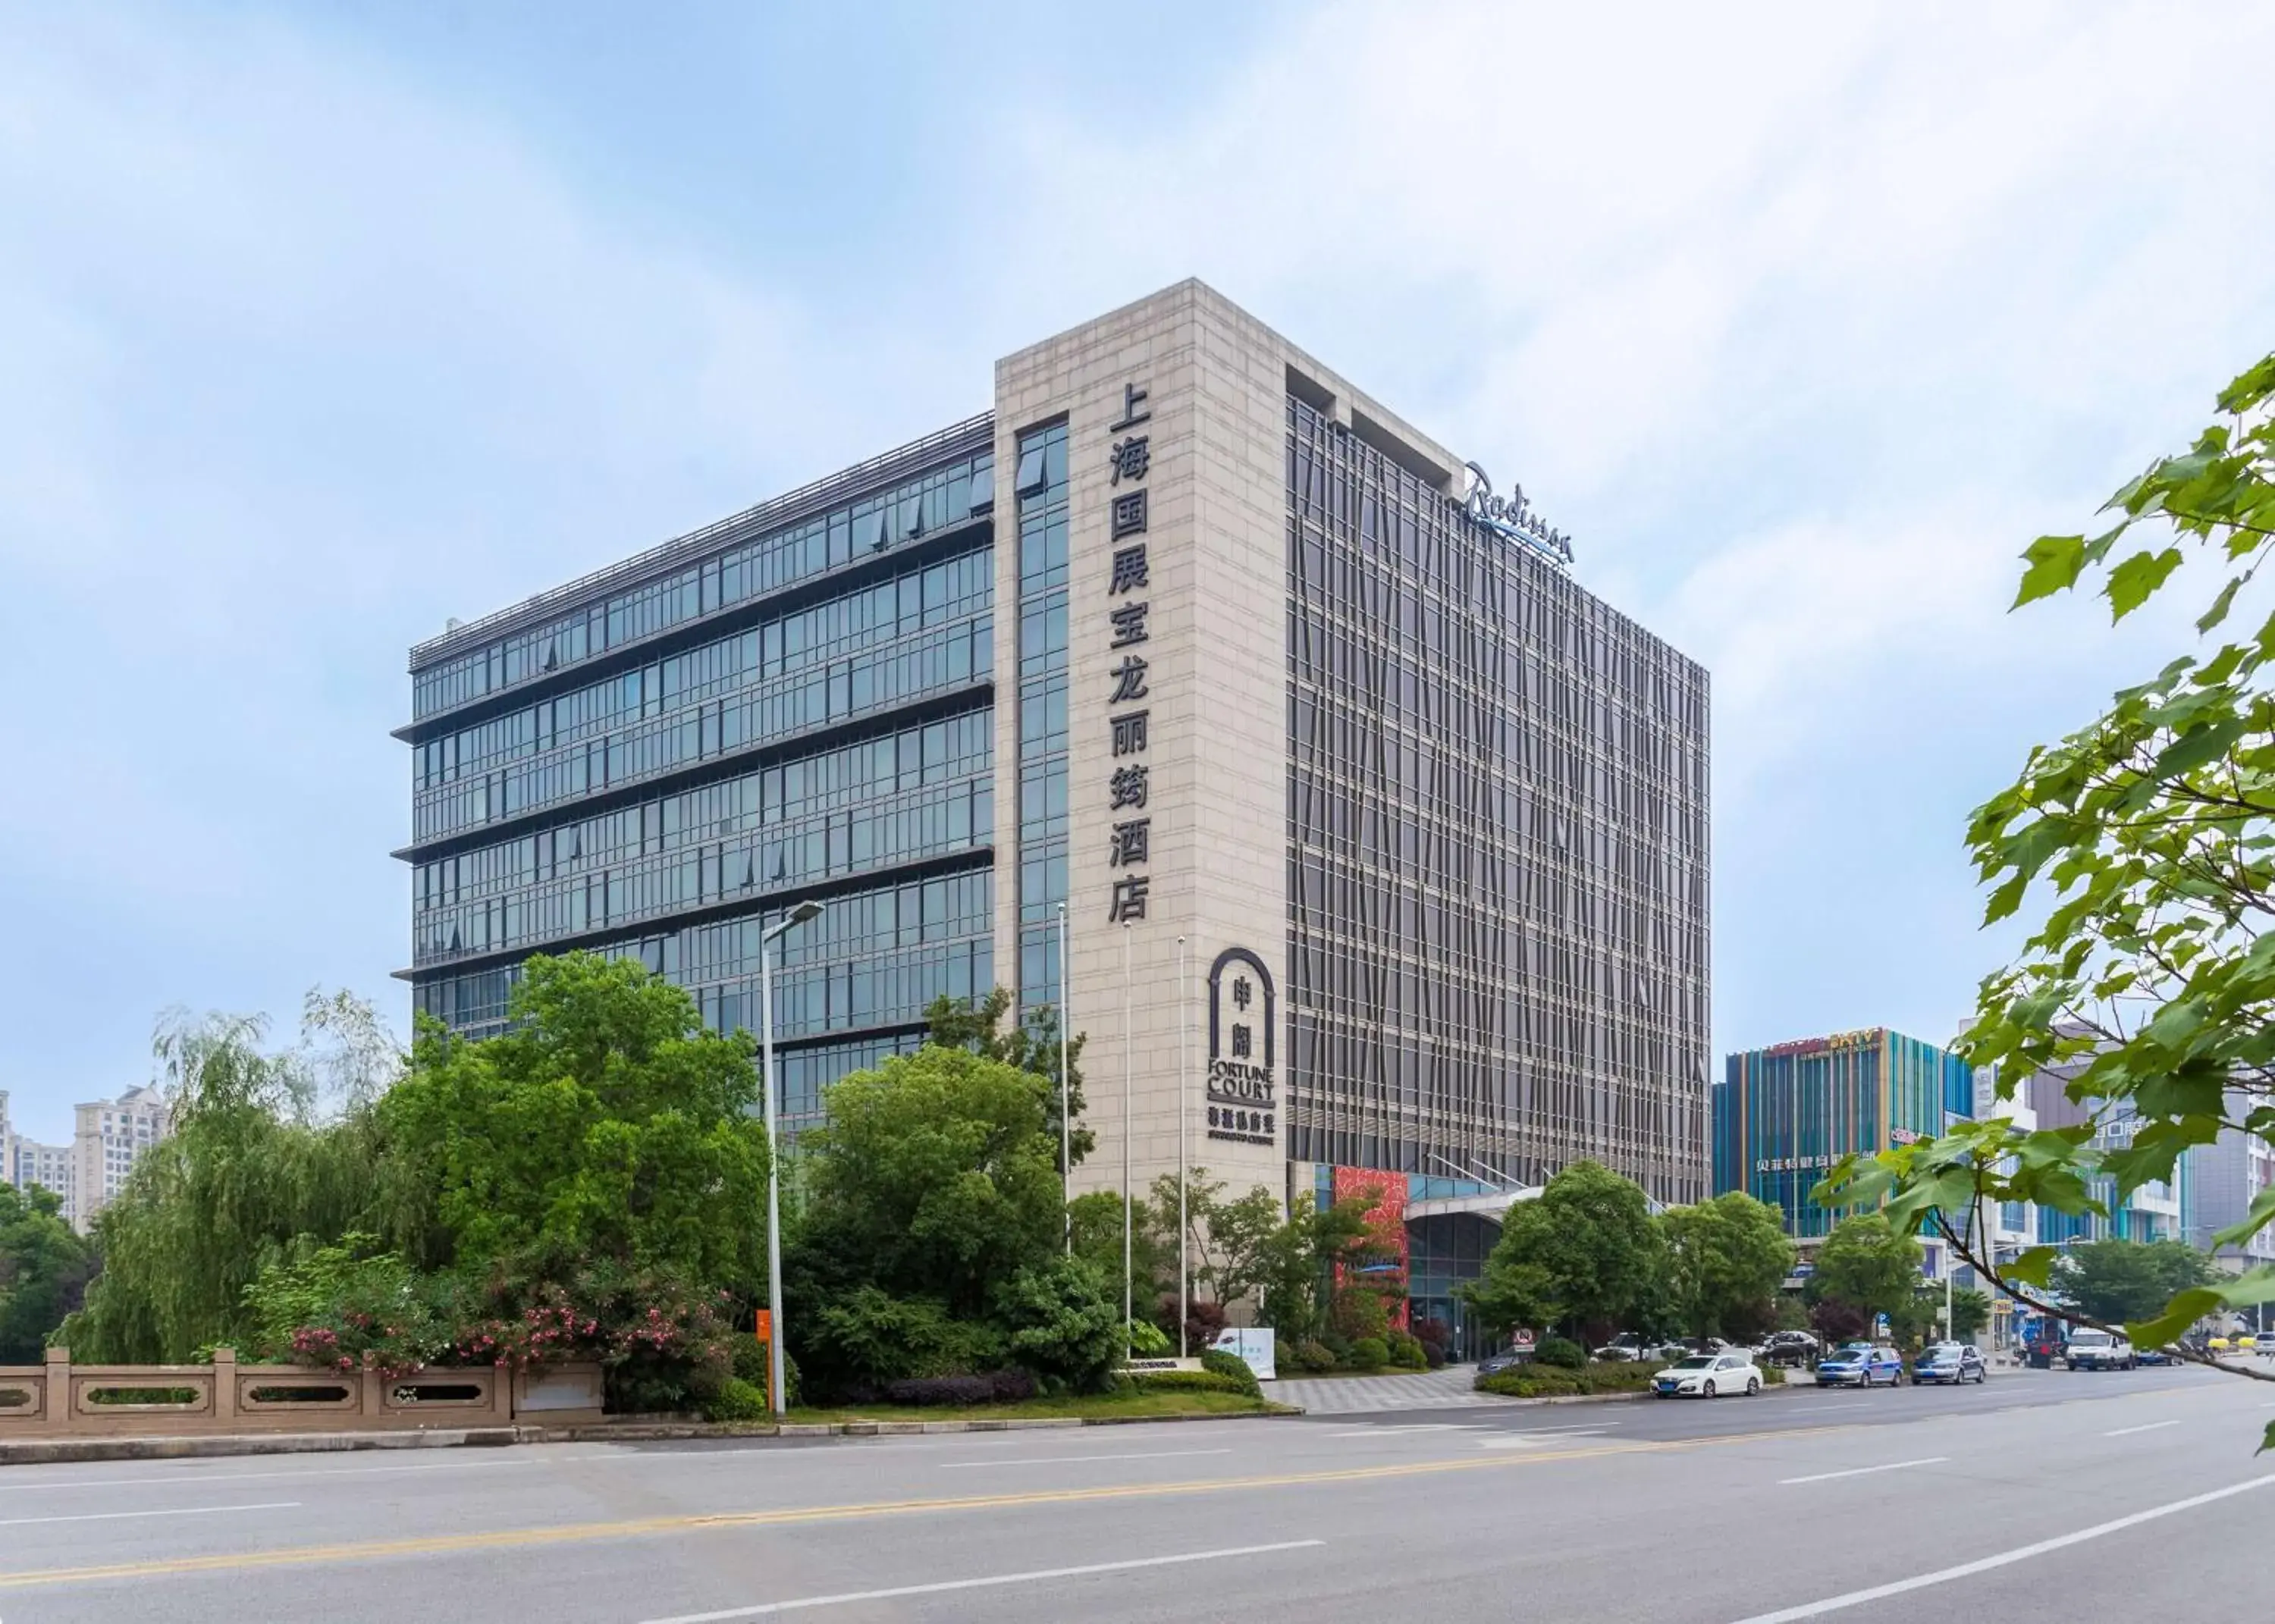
top-left (1594, 1334), bottom-right (1655, 1362)
top-left (1476, 1350), bottom-right (1530, 1378)
top-left (1815, 1341), bottom-right (1903, 1387)
top-left (1912, 1342), bottom-right (1986, 1384)
top-left (2064, 1328), bottom-right (2137, 1371)
top-left (2135, 1345), bottom-right (2176, 1366)
top-left (1756, 1331), bottom-right (1819, 1368)
top-left (1652, 1350), bottom-right (1763, 1399)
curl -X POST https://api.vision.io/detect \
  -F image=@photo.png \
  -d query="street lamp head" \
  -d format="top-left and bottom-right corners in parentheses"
top-left (763, 899), bottom-right (824, 944)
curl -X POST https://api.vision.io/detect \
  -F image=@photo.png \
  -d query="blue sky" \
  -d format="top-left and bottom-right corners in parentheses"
top-left (2, 2), bottom-right (2270, 1141)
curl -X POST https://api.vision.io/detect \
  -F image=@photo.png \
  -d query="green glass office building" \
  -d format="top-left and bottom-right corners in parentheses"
top-left (1714, 1028), bottom-right (1973, 1240)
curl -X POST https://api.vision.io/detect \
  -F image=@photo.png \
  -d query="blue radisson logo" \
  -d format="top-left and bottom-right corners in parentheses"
top-left (1463, 461), bottom-right (1574, 566)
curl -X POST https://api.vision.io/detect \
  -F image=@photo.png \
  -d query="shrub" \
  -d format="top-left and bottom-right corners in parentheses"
top-left (704, 1378), bottom-right (768, 1423)
top-left (1414, 1317), bottom-right (1451, 1353)
top-left (1199, 1346), bottom-right (1260, 1397)
top-left (727, 1337), bottom-right (800, 1409)
top-left (1474, 1362), bottom-right (1657, 1399)
top-left (801, 1287), bottom-right (1007, 1398)
top-left (993, 1257), bottom-right (1122, 1393)
top-left (1123, 1370), bottom-right (1248, 1395)
top-left (1182, 1298), bottom-right (1229, 1353)
top-left (880, 1370), bottom-right (1037, 1407)
top-left (1125, 1317), bottom-right (1174, 1358)
top-left (1348, 1336), bottom-right (1389, 1371)
top-left (1294, 1338), bottom-right (1337, 1372)
top-left (1533, 1336), bottom-right (1588, 1369)
top-left (1387, 1331), bottom-right (1427, 1368)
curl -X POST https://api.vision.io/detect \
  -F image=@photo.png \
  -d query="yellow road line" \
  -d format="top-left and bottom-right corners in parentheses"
top-left (0, 1422), bottom-right (1851, 1591)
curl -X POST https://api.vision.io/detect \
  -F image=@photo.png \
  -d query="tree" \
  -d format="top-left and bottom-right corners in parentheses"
top-left (925, 988), bottom-right (1092, 1170)
top-left (1464, 1162), bottom-right (1663, 1342)
top-left (1660, 1193), bottom-right (1795, 1343)
top-left (62, 998), bottom-right (394, 1362)
top-left (1837, 354), bottom-right (2275, 1406)
top-left (1947, 1285), bottom-right (1993, 1342)
top-left (1250, 1194), bottom-right (1381, 1345)
top-left (0, 1184), bottom-right (96, 1362)
top-left (2055, 1240), bottom-right (2220, 1327)
top-left (381, 953), bottom-right (770, 1288)
top-left (1807, 1215), bottom-right (1923, 1340)
top-left (792, 1042), bottom-right (1063, 1321)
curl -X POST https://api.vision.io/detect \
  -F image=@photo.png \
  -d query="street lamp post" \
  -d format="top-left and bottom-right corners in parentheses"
top-left (1176, 933), bottom-right (1189, 1359)
top-left (1058, 900), bottom-right (1071, 1256)
top-left (1121, 921), bottom-right (1133, 1355)
top-left (760, 898), bottom-right (824, 1419)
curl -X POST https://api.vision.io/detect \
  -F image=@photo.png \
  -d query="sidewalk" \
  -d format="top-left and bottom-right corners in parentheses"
top-left (1269, 1364), bottom-right (1524, 1416)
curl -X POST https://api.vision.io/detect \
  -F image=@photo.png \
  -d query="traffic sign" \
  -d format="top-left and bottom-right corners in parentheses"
top-left (1513, 1328), bottom-right (1536, 1350)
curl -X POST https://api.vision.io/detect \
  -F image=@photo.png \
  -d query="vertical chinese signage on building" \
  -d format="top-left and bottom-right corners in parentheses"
top-left (1206, 947), bottom-right (1276, 1146)
top-left (1105, 380), bottom-right (1153, 925)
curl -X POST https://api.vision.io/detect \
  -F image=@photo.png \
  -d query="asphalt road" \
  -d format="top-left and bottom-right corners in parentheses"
top-left (0, 1364), bottom-right (2267, 1622)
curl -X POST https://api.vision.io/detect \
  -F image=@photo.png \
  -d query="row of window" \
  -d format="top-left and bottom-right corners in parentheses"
top-left (416, 548), bottom-right (993, 788)
top-left (412, 615), bottom-right (993, 842)
top-left (411, 874), bottom-right (995, 1048)
top-left (413, 776), bottom-right (993, 964)
top-left (1014, 421), bottom-right (1071, 1017)
top-left (416, 709), bottom-right (993, 910)
top-left (413, 450), bottom-right (995, 720)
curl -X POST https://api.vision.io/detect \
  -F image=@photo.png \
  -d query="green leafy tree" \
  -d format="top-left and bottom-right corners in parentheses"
top-left (1830, 355), bottom-right (2275, 1415)
top-left (925, 988), bottom-right (1092, 1170)
top-left (792, 1042), bottom-right (1062, 1320)
top-left (1806, 1215), bottom-right (1924, 1341)
top-left (62, 998), bottom-right (395, 1362)
top-left (1660, 1193), bottom-right (1796, 1343)
top-left (1464, 1162), bottom-right (1663, 1343)
top-left (1947, 1285), bottom-right (1993, 1341)
top-left (0, 1184), bottom-right (96, 1362)
top-left (1248, 1194), bottom-right (1381, 1345)
top-left (2056, 1240), bottom-right (2220, 1327)
top-left (381, 953), bottom-right (770, 1287)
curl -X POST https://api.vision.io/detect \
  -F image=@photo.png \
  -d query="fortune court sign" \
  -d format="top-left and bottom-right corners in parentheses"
top-left (1461, 461), bottom-right (1574, 566)
top-left (1205, 947), bottom-right (1276, 1146)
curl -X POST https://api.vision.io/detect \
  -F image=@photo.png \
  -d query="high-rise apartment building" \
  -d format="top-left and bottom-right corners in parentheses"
top-left (71, 1084), bottom-right (169, 1228)
top-left (397, 281), bottom-right (1713, 1240)
top-left (0, 1089), bottom-right (76, 1222)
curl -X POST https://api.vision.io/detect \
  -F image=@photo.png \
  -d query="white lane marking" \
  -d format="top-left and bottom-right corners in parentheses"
top-left (636, 1538), bottom-right (1326, 1622)
top-left (2104, 1420), bottom-right (2181, 1437)
top-left (939, 1448), bottom-right (1232, 1469)
top-left (1324, 1424), bottom-right (1487, 1437)
top-left (0, 1457), bottom-right (581, 1493)
top-left (1778, 1457), bottom-right (1947, 1485)
top-left (0, 1500), bottom-right (299, 1528)
top-left (1724, 1473), bottom-right (2275, 1623)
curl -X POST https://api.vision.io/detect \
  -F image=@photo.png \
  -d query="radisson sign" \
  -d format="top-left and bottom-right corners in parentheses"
top-left (1462, 461), bottom-right (1574, 566)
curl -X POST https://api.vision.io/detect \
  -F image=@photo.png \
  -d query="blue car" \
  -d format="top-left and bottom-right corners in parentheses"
top-left (1816, 1341), bottom-right (1903, 1387)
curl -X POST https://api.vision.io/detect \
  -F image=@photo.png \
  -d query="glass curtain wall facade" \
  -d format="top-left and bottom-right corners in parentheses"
top-left (1012, 422), bottom-right (1072, 1013)
top-left (1715, 1028), bottom-right (1973, 1239)
top-left (1285, 398), bottom-right (1712, 1203)
top-left (400, 422), bottom-right (1000, 1135)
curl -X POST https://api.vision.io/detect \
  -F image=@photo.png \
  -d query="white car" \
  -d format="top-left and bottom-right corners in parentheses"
top-left (1652, 1350), bottom-right (1763, 1399)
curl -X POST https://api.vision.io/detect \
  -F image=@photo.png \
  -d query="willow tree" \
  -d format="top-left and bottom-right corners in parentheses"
top-left (59, 993), bottom-right (398, 1361)
top-left (1829, 356), bottom-right (2275, 1431)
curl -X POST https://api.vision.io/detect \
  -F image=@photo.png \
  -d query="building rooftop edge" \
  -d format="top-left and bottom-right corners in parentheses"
top-left (406, 410), bottom-right (997, 673)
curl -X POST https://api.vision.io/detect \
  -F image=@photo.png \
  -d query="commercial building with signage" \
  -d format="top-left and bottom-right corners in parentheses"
top-left (397, 281), bottom-right (1713, 1294)
top-left (1715, 1028), bottom-right (1973, 1259)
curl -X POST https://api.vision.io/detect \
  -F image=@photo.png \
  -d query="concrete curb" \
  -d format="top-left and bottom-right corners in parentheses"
top-left (0, 1406), bottom-right (1303, 1466)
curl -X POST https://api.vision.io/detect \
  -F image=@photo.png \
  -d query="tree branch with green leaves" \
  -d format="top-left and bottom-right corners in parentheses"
top-left (1825, 353), bottom-right (2275, 1444)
